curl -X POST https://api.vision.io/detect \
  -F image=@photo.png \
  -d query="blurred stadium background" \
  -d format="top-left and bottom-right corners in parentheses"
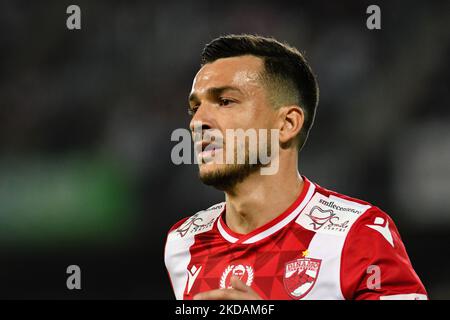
top-left (0, 0), bottom-right (449, 299)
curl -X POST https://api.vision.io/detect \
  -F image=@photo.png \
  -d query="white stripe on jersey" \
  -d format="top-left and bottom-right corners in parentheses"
top-left (302, 232), bottom-right (347, 300)
top-left (164, 232), bottom-right (195, 300)
top-left (217, 218), bottom-right (239, 243)
top-left (298, 194), bottom-right (372, 299)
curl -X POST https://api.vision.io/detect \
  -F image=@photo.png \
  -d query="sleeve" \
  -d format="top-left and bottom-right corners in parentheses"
top-left (340, 207), bottom-right (428, 300)
top-left (164, 216), bottom-right (190, 297)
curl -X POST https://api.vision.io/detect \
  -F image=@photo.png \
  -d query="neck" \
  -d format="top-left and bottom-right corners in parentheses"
top-left (224, 153), bottom-right (304, 235)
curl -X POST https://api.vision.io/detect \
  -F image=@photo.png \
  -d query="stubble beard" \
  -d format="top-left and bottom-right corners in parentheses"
top-left (199, 162), bottom-right (261, 191)
top-left (198, 140), bottom-right (271, 191)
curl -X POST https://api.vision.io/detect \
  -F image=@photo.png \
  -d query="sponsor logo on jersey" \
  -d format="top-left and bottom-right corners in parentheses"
top-left (306, 206), bottom-right (345, 231)
top-left (283, 257), bottom-right (322, 299)
top-left (186, 265), bottom-right (202, 295)
top-left (366, 217), bottom-right (394, 247)
top-left (220, 263), bottom-right (254, 289)
top-left (296, 193), bottom-right (371, 236)
top-left (207, 203), bottom-right (224, 211)
top-left (175, 203), bottom-right (224, 238)
top-left (318, 198), bottom-right (363, 214)
top-left (176, 213), bottom-right (216, 237)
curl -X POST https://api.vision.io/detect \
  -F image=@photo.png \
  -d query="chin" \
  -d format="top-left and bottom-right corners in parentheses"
top-left (198, 162), bottom-right (260, 191)
top-left (198, 162), bottom-right (227, 180)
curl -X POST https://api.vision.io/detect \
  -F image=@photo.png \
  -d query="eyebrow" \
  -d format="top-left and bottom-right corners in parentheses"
top-left (188, 86), bottom-right (244, 103)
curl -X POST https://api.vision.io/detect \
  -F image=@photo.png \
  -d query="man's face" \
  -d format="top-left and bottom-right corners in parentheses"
top-left (188, 55), bottom-right (277, 190)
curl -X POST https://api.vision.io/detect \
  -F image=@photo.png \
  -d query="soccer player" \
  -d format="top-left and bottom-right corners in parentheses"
top-left (165, 35), bottom-right (428, 300)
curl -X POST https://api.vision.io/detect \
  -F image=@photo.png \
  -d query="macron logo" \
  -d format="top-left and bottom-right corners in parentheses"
top-left (186, 265), bottom-right (202, 295)
top-left (366, 217), bottom-right (394, 247)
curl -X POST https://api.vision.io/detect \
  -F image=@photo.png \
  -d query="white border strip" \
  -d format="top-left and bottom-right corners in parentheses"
top-left (217, 217), bottom-right (239, 243)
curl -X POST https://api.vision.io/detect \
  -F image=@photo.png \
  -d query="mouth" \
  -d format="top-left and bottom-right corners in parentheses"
top-left (196, 141), bottom-right (224, 163)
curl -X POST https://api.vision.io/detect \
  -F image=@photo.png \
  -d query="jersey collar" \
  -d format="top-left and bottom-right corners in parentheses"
top-left (216, 176), bottom-right (316, 245)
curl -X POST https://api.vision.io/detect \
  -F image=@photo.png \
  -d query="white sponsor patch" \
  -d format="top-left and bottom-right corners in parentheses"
top-left (168, 202), bottom-right (224, 242)
top-left (296, 193), bottom-right (371, 236)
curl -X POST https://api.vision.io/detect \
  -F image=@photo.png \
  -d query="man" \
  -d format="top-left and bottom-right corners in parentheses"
top-left (165, 34), bottom-right (427, 300)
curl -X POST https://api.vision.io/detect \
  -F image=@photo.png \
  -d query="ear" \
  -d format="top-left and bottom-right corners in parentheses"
top-left (278, 106), bottom-right (304, 146)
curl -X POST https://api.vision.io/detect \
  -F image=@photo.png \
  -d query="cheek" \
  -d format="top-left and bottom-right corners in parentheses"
top-left (230, 102), bottom-right (269, 130)
top-left (219, 97), bottom-right (275, 132)
top-left (247, 108), bottom-right (276, 131)
top-left (218, 107), bottom-right (254, 131)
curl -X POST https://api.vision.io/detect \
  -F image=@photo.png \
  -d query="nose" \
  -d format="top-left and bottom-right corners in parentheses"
top-left (189, 103), bottom-right (213, 133)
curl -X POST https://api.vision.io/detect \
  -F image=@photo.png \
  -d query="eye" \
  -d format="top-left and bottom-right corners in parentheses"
top-left (188, 104), bottom-right (200, 116)
top-left (218, 98), bottom-right (234, 106)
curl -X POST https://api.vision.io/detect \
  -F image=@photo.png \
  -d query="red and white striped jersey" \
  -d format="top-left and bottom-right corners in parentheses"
top-left (164, 177), bottom-right (428, 300)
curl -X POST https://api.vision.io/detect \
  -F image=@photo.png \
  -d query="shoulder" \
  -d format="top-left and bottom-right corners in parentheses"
top-left (316, 182), bottom-right (400, 247)
top-left (296, 181), bottom-right (379, 237)
top-left (304, 182), bottom-right (427, 299)
top-left (306, 180), bottom-right (409, 254)
top-left (298, 179), bottom-right (402, 256)
top-left (166, 202), bottom-right (225, 242)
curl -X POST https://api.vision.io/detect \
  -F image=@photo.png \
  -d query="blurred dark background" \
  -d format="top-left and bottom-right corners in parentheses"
top-left (0, 0), bottom-right (449, 299)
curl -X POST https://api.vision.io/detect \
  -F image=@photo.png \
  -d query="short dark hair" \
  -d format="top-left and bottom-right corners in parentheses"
top-left (201, 34), bottom-right (319, 151)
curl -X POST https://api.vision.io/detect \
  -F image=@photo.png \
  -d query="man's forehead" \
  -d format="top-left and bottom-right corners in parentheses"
top-left (191, 56), bottom-right (264, 92)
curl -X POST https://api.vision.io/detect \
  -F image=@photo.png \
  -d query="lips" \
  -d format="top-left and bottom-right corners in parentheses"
top-left (196, 141), bottom-right (224, 163)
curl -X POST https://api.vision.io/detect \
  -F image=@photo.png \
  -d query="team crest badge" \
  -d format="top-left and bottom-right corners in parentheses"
top-left (283, 257), bottom-right (321, 299)
top-left (220, 263), bottom-right (254, 289)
